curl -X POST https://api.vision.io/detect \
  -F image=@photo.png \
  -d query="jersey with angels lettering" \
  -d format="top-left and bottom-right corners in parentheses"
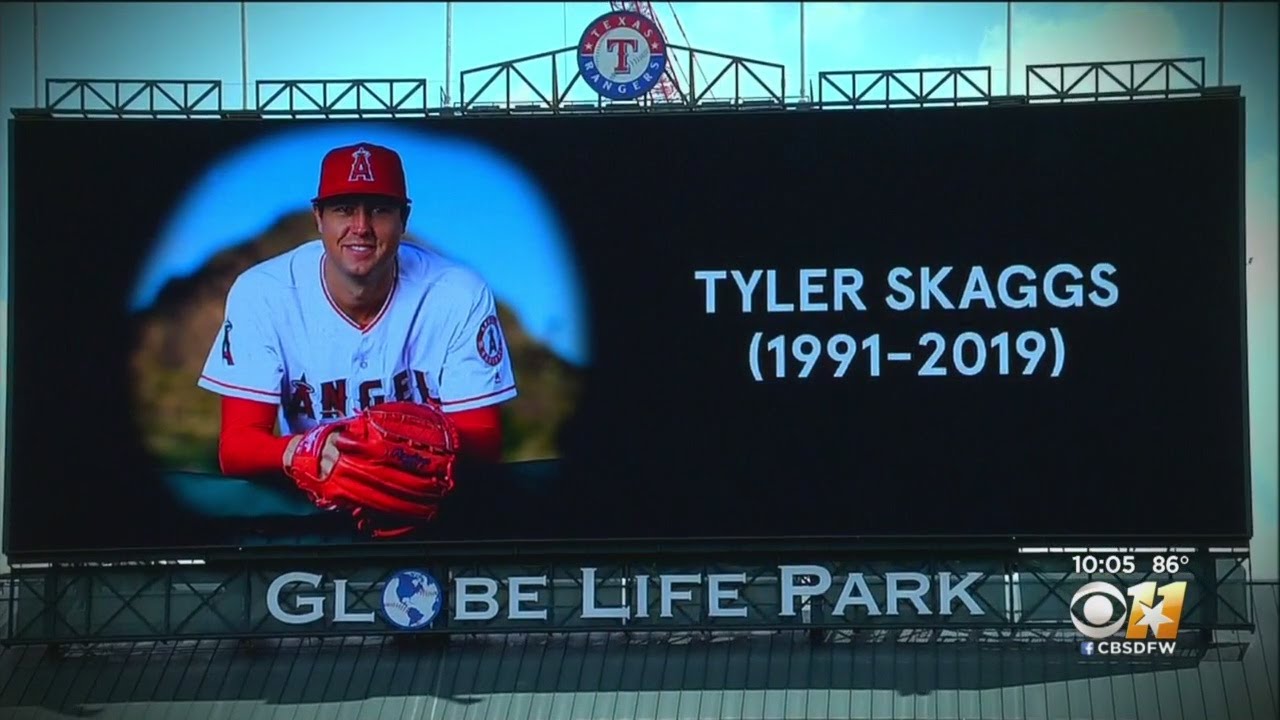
top-left (198, 240), bottom-right (517, 432)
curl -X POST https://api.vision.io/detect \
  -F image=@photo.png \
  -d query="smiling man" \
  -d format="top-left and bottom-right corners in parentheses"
top-left (195, 141), bottom-right (518, 536)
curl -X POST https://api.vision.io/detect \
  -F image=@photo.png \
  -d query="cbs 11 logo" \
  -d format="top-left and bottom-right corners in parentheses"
top-left (1070, 580), bottom-right (1187, 656)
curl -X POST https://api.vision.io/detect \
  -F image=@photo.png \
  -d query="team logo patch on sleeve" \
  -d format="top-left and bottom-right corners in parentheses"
top-left (221, 320), bottom-right (235, 366)
top-left (476, 315), bottom-right (505, 367)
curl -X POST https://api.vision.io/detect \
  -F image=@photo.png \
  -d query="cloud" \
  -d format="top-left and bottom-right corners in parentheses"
top-left (506, 75), bottom-right (547, 107)
top-left (802, 2), bottom-right (869, 48)
top-left (912, 52), bottom-right (973, 70)
top-left (455, 60), bottom-right (553, 107)
top-left (1247, 151), bottom-right (1279, 286)
top-left (673, 2), bottom-right (879, 98)
top-left (1244, 149), bottom-right (1278, 579)
top-left (0, 297), bottom-right (6, 571)
top-left (978, 3), bottom-right (1187, 94)
top-left (661, 2), bottom-right (799, 98)
top-left (902, 3), bottom-right (1187, 95)
top-left (1245, 156), bottom-right (1278, 431)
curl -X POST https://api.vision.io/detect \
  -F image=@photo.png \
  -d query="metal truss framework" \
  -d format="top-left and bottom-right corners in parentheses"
top-left (254, 79), bottom-right (432, 118)
top-left (1026, 58), bottom-right (1207, 102)
top-left (0, 549), bottom-right (1252, 648)
top-left (18, 57), bottom-right (1224, 120)
top-left (817, 66), bottom-right (992, 109)
top-left (38, 79), bottom-right (223, 117)
top-left (457, 44), bottom-right (786, 114)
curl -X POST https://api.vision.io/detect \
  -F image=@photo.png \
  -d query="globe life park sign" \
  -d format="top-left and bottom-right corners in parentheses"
top-left (263, 565), bottom-right (990, 631)
top-left (577, 10), bottom-right (670, 101)
top-left (267, 570), bottom-right (446, 630)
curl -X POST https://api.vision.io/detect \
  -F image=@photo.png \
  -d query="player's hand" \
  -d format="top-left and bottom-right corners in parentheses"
top-left (283, 432), bottom-right (342, 478)
top-left (283, 436), bottom-right (303, 472)
top-left (319, 433), bottom-right (341, 477)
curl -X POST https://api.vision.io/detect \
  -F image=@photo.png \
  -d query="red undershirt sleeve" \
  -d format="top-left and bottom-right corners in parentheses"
top-left (218, 396), bottom-right (292, 477)
top-left (447, 405), bottom-right (504, 463)
top-left (218, 397), bottom-right (503, 476)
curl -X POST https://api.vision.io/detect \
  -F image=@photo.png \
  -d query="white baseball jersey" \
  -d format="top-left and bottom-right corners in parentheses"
top-left (198, 240), bottom-right (517, 432)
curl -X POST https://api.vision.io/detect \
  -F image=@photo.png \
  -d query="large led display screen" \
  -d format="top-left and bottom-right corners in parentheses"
top-left (3, 97), bottom-right (1251, 557)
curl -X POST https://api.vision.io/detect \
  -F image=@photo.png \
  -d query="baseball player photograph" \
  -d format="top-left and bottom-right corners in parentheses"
top-left (196, 141), bottom-right (519, 538)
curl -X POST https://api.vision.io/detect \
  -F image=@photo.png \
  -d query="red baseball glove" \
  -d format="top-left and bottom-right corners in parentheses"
top-left (285, 401), bottom-right (460, 538)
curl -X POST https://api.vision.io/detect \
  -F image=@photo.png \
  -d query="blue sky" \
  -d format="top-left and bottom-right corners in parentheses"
top-left (133, 122), bottom-right (587, 365)
top-left (0, 1), bottom-right (1276, 575)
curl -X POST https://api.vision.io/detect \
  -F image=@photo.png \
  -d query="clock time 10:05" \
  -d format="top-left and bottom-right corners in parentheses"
top-left (1072, 555), bottom-right (1136, 574)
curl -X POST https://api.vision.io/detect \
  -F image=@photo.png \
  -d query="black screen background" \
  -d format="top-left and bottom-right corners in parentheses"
top-left (4, 97), bottom-right (1251, 555)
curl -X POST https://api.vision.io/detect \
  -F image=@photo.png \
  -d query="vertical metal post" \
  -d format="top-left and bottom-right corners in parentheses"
top-left (45, 569), bottom-right (58, 640)
top-left (240, 1), bottom-right (249, 109)
top-left (799, 2), bottom-right (805, 102)
top-left (1217, 1), bottom-right (1224, 85)
top-left (1006, 1), bottom-right (1012, 95)
top-left (689, 51), bottom-right (695, 103)
top-left (33, 2), bottom-right (40, 106)
top-left (84, 575), bottom-right (93, 637)
top-left (446, 2), bottom-right (454, 106)
top-left (551, 55), bottom-right (559, 111)
top-left (244, 567), bottom-right (253, 632)
top-left (164, 568), bottom-right (173, 634)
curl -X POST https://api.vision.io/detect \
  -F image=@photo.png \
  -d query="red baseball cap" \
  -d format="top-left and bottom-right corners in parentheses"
top-left (312, 142), bottom-right (411, 204)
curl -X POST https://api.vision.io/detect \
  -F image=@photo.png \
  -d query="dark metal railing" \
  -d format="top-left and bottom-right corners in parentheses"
top-left (254, 79), bottom-right (430, 117)
top-left (15, 57), bottom-right (1228, 120)
top-left (1026, 58), bottom-right (1206, 102)
top-left (818, 66), bottom-right (992, 109)
top-left (42, 79), bottom-right (223, 117)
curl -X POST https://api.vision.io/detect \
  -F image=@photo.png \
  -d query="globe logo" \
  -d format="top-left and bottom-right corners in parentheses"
top-left (381, 570), bottom-right (443, 630)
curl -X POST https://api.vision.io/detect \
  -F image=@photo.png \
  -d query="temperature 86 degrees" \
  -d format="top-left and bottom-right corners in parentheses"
top-left (747, 329), bottom-right (1066, 381)
top-left (1152, 555), bottom-right (1191, 574)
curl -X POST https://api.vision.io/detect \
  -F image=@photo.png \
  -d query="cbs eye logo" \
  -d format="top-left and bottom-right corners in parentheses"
top-left (1069, 581), bottom-right (1188, 640)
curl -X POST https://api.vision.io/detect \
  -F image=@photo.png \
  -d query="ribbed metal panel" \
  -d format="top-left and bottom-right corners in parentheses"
top-left (2, 583), bottom-right (1275, 720)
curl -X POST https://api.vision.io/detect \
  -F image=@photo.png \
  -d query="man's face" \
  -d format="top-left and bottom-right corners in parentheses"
top-left (315, 195), bottom-right (405, 279)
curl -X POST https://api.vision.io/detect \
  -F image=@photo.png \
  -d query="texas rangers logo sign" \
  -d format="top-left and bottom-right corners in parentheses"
top-left (578, 11), bottom-right (668, 101)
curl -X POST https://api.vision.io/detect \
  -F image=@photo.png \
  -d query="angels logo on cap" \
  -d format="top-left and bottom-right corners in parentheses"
top-left (348, 147), bottom-right (375, 182)
top-left (313, 142), bottom-right (410, 204)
